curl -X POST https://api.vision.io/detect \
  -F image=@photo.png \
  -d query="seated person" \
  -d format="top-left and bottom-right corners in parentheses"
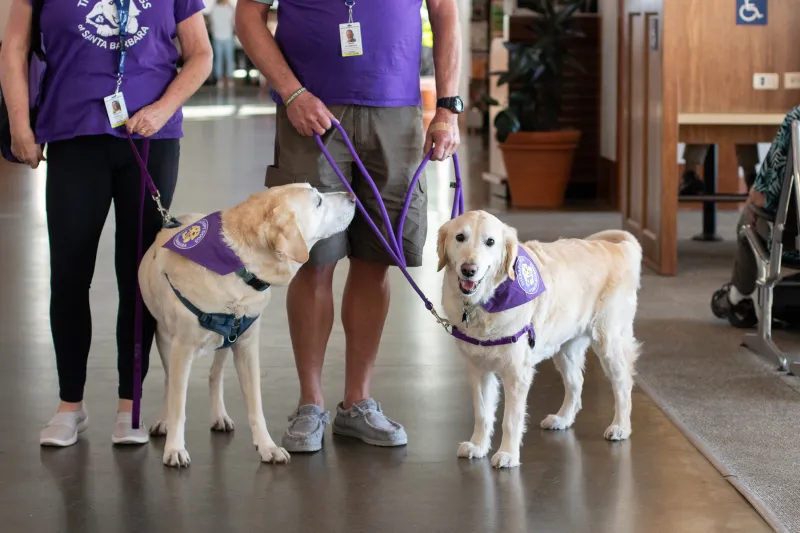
top-left (711, 105), bottom-right (800, 327)
top-left (680, 143), bottom-right (760, 195)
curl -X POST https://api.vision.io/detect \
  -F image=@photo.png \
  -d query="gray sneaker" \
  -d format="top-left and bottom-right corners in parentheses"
top-left (332, 399), bottom-right (408, 447)
top-left (281, 404), bottom-right (330, 453)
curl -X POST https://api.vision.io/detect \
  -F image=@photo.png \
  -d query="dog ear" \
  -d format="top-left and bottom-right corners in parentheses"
top-left (437, 221), bottom-right (451, 272)
top-left (503, 226), bottom-right (519, 280)
top-left (268, 212), bottom-right (310, 264)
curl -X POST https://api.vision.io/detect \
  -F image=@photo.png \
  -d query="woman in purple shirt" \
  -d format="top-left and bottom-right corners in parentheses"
top-left (0, 0), bottom-right (212, 447)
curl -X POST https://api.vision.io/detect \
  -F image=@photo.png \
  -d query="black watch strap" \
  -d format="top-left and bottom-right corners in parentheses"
top-left (436, 96), bottom-right (464, 114)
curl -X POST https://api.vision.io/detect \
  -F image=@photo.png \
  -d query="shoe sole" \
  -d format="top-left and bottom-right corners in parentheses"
top-left (332, 427), bottom-right (407, 447)
top-left (40, 417), bottom-right (89, 447)
top-left (282, 441), bottom-right (323, 453)
top-left (111, 434), bottom-right (150, 445)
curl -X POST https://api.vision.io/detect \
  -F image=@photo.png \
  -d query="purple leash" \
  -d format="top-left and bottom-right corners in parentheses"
top-left (314, 121), bottom-right (534, 349)
top-left (127, 134), bottom-right (180, 429)
top-left (314, 119), bottom-right (463, 327)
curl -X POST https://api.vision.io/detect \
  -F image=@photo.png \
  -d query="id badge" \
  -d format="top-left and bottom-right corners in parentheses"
top-left (104, 93), bottom-right (129, 128)
top-left (339, 22), bottom-right (363, 57)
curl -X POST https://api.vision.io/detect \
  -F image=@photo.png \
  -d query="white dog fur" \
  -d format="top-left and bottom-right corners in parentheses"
top-left (139, 183), bottom-right (355, 467)
top-left (437, 211), bottom-right (642, 469)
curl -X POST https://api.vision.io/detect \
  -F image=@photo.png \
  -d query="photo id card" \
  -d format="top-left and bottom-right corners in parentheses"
top-left (104, 93), bottom-right (129, 128)
top-left (339, 23), bottom-right (363, 57)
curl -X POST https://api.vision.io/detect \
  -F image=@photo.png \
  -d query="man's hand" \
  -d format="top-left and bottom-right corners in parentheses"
top-left (286, 90), bottom-right (335, 136)
top-left (424, 108), bottom-right (460, 161)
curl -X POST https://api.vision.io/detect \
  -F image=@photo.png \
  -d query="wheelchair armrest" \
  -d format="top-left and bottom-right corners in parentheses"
top-left (749, 203), bottom-right (775, 223)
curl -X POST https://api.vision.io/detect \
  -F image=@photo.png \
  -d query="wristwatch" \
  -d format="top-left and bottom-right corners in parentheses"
top-left (436, 96), bottom-right (464, 114)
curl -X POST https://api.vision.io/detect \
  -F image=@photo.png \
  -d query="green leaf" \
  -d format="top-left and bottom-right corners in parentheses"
top-left (494, 110), bottom-right (521, 143)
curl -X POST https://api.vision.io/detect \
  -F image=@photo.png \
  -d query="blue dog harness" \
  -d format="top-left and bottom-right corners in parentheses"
top-left (162, 212), bottom-right (271, 350)
top-left (166, 276), bottom-right (260, 350)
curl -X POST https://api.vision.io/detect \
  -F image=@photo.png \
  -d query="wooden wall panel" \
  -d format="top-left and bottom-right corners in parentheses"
top-left (674, 0), bottom-right (800, 114)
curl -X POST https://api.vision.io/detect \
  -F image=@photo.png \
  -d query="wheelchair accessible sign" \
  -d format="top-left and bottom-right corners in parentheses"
top-left (737, 0), bottom-right (767, 25)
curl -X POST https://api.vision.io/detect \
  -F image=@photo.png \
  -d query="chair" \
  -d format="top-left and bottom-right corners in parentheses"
top-left (740, 120), bottom-right (800, 372)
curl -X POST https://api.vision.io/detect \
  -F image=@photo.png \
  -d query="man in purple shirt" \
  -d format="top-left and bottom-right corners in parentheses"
top-left (237, 0), bottom-right (462, 452)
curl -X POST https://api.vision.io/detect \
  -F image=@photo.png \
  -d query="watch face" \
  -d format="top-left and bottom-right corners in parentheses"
top-left (453, 97), bottom-right (464, 113)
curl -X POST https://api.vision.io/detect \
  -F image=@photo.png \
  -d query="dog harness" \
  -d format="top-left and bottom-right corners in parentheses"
top-left (162, 211), bottom-right (270, 349)
top-left (451, 245), bottom-right (546, 348)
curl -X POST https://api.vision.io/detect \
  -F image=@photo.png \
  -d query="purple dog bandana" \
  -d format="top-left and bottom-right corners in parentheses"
top-left (162, 212), bottom-right (245, 275)
top-left (482, 245), bottom-right (546, 313)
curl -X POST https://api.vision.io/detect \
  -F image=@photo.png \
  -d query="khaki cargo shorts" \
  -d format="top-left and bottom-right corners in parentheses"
top-left (267, 105), bottom-right (427, 267)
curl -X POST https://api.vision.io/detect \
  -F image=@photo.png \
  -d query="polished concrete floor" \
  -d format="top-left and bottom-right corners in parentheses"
top-left (0, 90), bottom-right (773, 533)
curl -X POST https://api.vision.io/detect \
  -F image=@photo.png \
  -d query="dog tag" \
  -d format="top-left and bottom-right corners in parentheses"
top-left (462, 309), bottom-right (470, 327)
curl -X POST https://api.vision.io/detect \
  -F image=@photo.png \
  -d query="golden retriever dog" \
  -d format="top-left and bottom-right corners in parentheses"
top-left (139, 184), bottom-right (356, 467)
top-left (437, 211), bottom-right (642, 469)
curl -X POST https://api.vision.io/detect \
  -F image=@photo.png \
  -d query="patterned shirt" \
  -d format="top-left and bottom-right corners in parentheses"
top-left (751, 105), bottom-right (800, 262)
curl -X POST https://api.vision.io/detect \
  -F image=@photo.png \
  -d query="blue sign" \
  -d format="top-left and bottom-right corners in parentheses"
top-left (737, 0), bottom-right (767, 25)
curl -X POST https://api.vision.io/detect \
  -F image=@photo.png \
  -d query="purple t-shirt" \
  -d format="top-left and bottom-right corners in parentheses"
top-left (272, 0), bottom-right (423, 107)
top-left (35, 0), bottom-right (205, 144)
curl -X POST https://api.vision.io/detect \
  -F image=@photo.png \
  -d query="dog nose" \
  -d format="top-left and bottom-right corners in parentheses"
top-left (460, 264), bottom-right (477, 278)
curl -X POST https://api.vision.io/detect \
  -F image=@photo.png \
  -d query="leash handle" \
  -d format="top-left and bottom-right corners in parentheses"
top-left (130, 136), bottom-right (149, 430)
top-left (315, 121), bottom-right (404, 265)
top-left (314, 120), bottom-right (464, 266)
top-left (126, 133), bottom-right (181, 430)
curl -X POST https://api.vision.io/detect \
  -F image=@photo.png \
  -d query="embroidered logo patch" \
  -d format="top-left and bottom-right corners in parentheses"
top-left (173, 218), bottom-right (209, 250)
top-left (515, 255), bottom-right (540, 295)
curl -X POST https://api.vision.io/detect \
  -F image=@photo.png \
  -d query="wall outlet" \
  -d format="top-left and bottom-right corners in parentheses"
top-left (785, 72), bottom-right (800, 90)
top-left (753, 73), bottom-right (780, 90)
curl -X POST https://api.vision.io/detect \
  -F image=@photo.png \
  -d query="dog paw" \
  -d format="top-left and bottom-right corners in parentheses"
top-left (150, 420), bottom-right (168, 436)
top-left (491, 451), bottom-right (520, 469)
top-left (457, 441), bottom-right (489, 459)
top-left (540, 414), bottom-right (573, 431)
top-left (604, 424), bottom-right (631, 441)
top-left (210, 414), bottom-right (235, 432)
top-left (163, 447), bottom-right (191, 467)
top-left (256, 443), bottom-right (290, 464)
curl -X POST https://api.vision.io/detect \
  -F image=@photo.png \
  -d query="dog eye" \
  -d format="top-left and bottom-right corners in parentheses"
top-left (485, 238), bottom-right (495, 247)
top-left (455, 233), bottom-right (466, 242)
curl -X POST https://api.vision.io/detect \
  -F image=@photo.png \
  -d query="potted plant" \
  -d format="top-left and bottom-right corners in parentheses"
top-left (490, 0), bottom-right (585, 208)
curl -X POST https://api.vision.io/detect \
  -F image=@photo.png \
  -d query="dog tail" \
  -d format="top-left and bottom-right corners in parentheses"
top-left (586, 230), bottom-right (643, 287)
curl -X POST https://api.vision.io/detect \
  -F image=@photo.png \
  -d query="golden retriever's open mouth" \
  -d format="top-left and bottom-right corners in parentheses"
top-left (459, 278), bottom-right (482, 295)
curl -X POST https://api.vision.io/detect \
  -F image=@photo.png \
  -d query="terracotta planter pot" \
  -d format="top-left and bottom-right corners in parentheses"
top-left (499, 130), bottom-right (582, 208)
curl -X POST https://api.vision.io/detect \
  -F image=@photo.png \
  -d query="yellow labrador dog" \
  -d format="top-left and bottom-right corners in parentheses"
top-left (437, 211), bottom-right (642, 468)
top-left (139, 184), bottom-right (356, 467)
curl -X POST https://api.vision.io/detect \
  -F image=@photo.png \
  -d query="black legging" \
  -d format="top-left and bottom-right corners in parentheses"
top-left (46, 135), bottom-right (180, 403)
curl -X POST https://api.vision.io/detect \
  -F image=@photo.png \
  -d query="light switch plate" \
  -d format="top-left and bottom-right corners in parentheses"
top-left (785, 72), bottom-right (800, 90)
top-left (753, 73), bottom-right (780, 90)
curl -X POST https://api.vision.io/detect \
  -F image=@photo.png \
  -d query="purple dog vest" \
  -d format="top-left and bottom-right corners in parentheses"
top-left (162, 212), bottom-right (245, 275)
top-left (450, 246), bottom-right (545, 348)
top-left (482, 245), bottom-right (546, 313)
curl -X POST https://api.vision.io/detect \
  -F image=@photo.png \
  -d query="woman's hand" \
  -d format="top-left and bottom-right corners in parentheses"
top-left (126, 100), bottom-right (177, 138)
top-left (743, 187), bottom-right (767, 225)
top-left (11, 126), bottom-right (44, 168)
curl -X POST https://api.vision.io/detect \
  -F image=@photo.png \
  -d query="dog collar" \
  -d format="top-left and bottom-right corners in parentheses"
top-left (481, 245), bottom-right (546, 313)
top-left (162, 211), bottom-right (271, 292)
top-left (451, 323), bottom-right (535, 348)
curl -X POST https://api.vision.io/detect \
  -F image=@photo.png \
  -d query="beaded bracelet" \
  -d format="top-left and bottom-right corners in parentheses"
top-left (285, 87), bottom-right (307, 106)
